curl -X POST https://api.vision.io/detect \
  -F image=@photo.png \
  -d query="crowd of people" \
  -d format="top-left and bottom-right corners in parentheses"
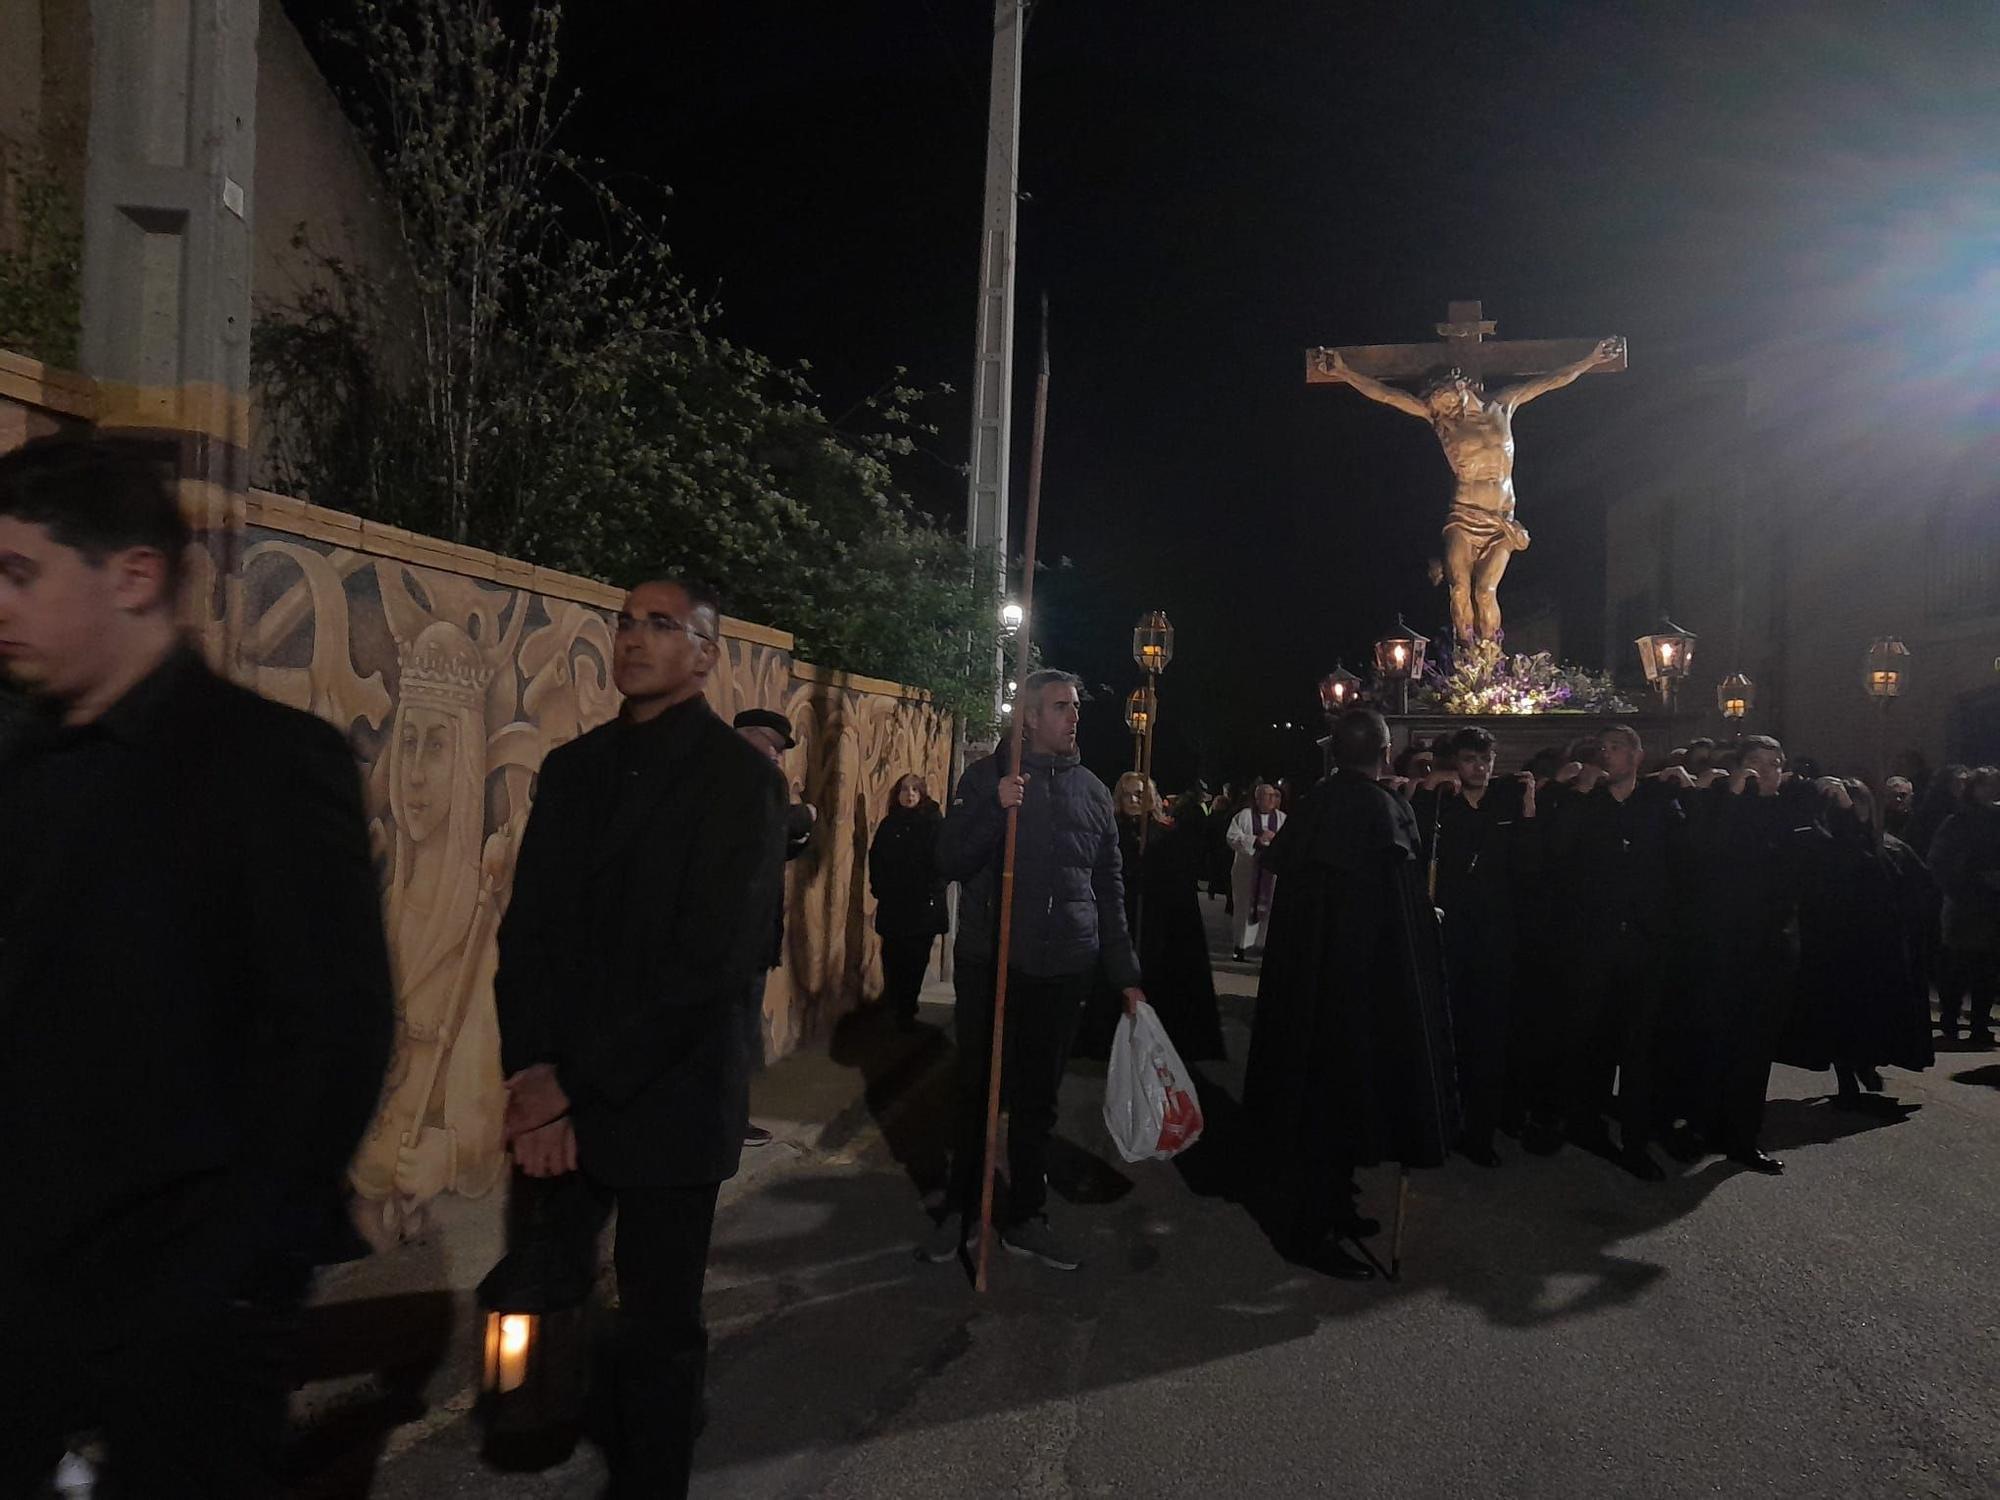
top-left (5, 431), bottom-right (1993, 1496)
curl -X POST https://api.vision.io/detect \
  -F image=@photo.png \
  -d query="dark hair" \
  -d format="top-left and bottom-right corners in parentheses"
top-left (1392, 743), bottom-right (1433, 776)
top-left (1599, 723), bottom-right (1642, 751)
top-left (1687, 737), bottom-right (1717, 753)
top-left (1447, 726), bottom-right (1496, 757)
top-left (628, 575), bottom-right (723, 638)
top-left (0, 433), bottom-right (189, 599)
top-left (1331, 708), bottom-right (1390, 771)
top-left (1740, 734), bottom-right (1784, 758)
top-left (1525, 746), bottom-right (1565, 781)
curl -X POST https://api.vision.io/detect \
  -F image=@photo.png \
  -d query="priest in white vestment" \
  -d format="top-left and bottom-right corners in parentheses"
top-left (1226, 782), bottom-right (1285, 960)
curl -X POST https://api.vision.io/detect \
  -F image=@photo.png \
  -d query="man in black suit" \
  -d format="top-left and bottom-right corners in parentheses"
top-left (0, 435), bottom-right (394, 1497)
top-left (495, 577), bottom-right (787, 1498)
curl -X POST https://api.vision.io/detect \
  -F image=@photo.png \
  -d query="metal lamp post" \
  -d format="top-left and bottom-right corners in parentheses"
top-left (1864, 636), bottom-right (1910, 783)
top-left (1132, 611), bottom-right (1174, 850)
top-left (1636, 618), bottom-right (1698, 714)
top-left (1373, 617), bottom-right (1429, 716)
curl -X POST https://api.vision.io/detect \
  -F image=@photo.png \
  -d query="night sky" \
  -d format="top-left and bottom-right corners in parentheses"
top-left (290, 1), bottom-right (2000, 789)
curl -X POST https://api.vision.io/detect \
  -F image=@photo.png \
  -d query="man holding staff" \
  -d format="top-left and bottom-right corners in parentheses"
top-left (923, 670), bottom-right (1145, 1273)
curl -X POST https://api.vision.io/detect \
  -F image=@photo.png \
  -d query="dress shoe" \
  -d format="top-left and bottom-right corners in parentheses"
top-left (1619, 1146), bottom-right (1665, 1181)
top-left (1728, 1149), bottom-right (1784, 1175)
top-left (1458, 1138), bottom-right (1503, 1168)
top-left (1971, 1031), bottom-right (1997, 1050)
top-left (1295, 1237), bottom-right (1376, 1281)
top-left (1660, 1125), bottom-right (1706, 1164)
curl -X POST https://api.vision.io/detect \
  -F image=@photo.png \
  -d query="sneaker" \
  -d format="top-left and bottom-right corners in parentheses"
top-left (918, 1216), bottom-right (971, 1264)
top-left (1000, 1215), bottom-right (1082, 1271)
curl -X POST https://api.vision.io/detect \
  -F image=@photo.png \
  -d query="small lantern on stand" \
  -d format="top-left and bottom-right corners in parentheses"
top-left (1635, 618), bottom-right (1697, 713)
top-left (1864, 636), bottom-right (1910, 782)
top-left (1718, 671), bottom-right (1754, 722)
top-left (1373, 617), bottom-right (1429, 716)
top-left (1124, 685), bottom-right (1154, 772)
top-left (1318, 663), bottom-right (1362, 715)
top-left (1132, 612), bottom-right (1174, 850)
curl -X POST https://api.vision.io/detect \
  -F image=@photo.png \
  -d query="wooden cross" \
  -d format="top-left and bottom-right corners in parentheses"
top-left (1306, 299), bottom-right (1626, 390)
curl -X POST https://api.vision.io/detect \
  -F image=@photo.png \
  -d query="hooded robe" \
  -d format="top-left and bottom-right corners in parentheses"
top-left (1244, 769), bottom-right (1460, 1171)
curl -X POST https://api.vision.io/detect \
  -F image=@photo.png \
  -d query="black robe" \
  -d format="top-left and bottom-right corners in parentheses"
top-left (1077, 814), bottom-right (1226, 1061)
top-left (1782, 824), bottom-right (1937, 1074)
top-left (1244, 770), bottom-right (1460, 1171)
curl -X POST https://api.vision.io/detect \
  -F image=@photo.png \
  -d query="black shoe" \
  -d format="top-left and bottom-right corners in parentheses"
top-left (1232, 947), bottom-right (1247, 962)
top-left (1971, 1031), bottom-right (1996, 1050)
top-left (1619, 1146), bottom-right (1665, 1181)
top-left (1458, 1137), bottom-right (1503, 1168)
top-left (1728, 1149), bottom-right (1785, 1175)
top-left (1295, 1237), bottom-right (1376, 1281)
top-left (1833, 1089), bottom-right (1868, 1112)
top-left (1858, 1066), bottom-right (1885, 1092)
top-left (1521, 1121), bottom-right (1564, 1156)
top-left (1660, 1125), bottom-right (1706, 1164)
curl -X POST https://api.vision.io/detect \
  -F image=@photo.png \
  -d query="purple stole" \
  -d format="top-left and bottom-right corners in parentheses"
top-left (1250, 809), bottom-right (1279, 922)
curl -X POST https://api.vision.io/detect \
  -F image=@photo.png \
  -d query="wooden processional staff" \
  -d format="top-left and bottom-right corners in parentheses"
top-left (974, 297), bottom-right (1051, 1294)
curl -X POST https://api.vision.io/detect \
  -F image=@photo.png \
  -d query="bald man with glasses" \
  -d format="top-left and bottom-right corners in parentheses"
top-left (494, 577), bottom-right (788, 1497)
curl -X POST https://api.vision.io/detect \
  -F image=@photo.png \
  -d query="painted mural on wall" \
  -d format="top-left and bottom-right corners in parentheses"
top-left (200, 505), bottom-right (952, 1250)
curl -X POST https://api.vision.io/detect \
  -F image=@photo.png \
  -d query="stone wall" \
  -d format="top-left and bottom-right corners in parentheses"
top-left (174, 488), bottom-right (952, 1250)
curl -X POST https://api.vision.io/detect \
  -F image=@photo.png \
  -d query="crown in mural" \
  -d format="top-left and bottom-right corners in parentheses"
top-left (397, 632), bottom-right (494, 711)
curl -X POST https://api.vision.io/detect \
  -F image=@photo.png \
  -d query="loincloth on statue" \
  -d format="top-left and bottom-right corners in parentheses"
top-left (1442, 502), bottom-right (1530, 558)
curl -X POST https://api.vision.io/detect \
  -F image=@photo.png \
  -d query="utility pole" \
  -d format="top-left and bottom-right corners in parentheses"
top-left (965, 0), bottom-right (1028, 734)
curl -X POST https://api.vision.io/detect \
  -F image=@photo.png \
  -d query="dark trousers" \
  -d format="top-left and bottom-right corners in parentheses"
top-left (1445, 943), bottom-right (1512, 1151)
top-left (881, 932), bottom-right (937, 1022)
top-left (1695, 943), bottom-right (1793, 1155)
top-left (0, 1258), bottom-right (303, 1499)
top-left (1561, 926), bottom-right (1665, 1150)
top-left (1938, 947), bottom-right (1996, 1035)
top-left (948, 964), bottom-right (1089, 1224)
top-left (601, 1179), bottom-right (721, 1499)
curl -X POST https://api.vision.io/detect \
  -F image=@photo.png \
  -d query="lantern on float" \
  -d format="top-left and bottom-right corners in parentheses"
top-left (1373, 617), bottom-right (1429, 714)
top-left (1718, 672), bottom-right (1754, 721)
top-left (1635, 618), bottom-right (1697, 711)
top-left (1318, 663), bottom-right (1362, 714)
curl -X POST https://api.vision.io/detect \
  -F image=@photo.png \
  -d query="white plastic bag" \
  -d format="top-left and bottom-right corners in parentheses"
top-left (1103, 1001), bottom-right (1205, 1162)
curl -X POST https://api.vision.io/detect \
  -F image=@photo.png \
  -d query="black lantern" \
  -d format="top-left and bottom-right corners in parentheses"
top-left (1718, 672), bottom-right (1754, 721)
top-left (477, 1178), bottom-right (597, 1458)
top-left (1636, 618), bottom-right (1697, 711)
top-left (1318, 664), bottom-right (1361, 714)
top-left (1132, 610), bottom-right (1175, 674)
top-left (1373, 616), bottom-right (1429, 714)
top-left (1864, 636), bottom-right (1910, 699)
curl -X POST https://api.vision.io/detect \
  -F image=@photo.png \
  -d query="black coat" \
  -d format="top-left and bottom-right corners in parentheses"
top-left (495, 695), bottom-right (787, 1188)
top-left (1930, 803), bottom-right (2000, 953)
top-left (938, 748), bottom-right (1140, 987)
top-left (1244, 771), bottom-right (1460, 1170)
top-left (1783, 824), bottom-right (1936, 1073)
top-left (869, 802), bottom-right (948, 938)
top-left (0, 649), bottom-right (393, 1322)
top-left (1125, 813), bottom-right (1226, 1061)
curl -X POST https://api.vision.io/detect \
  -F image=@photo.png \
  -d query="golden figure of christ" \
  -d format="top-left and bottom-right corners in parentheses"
top-left (1308, 301), bottom-right (1626, 646)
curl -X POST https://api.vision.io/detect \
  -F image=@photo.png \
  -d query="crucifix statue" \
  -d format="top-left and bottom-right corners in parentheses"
top-left (1308, 301), bottom-right (1626, 646)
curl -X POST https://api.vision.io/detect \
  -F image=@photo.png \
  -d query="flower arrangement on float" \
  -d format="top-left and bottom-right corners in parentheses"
top-left (1418, 638), bottom-right (1634, 716)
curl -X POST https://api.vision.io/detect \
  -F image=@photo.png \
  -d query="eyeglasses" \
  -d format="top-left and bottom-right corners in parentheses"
top-left (615, 610), bottom-right (717, 645)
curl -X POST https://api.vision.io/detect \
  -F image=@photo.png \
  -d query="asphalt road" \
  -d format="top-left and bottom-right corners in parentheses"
top-left (364, 901), bottom-right (2000, 1500)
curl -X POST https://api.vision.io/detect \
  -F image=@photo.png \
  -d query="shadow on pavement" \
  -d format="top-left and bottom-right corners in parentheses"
top-left (283, 1289), bottom-right (458, 1499)
top-left (1950, 1063), bottom-right (2000, 1090)
top-left (1761, 1094), bottom-right (1920, 1150)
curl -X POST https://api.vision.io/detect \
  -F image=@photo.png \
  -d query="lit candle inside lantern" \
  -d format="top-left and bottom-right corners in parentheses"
top-left (496, 1313), bottom-right (532, 1394)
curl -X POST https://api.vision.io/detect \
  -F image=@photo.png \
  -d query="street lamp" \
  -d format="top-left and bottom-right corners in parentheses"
top-left (1131, 611), bottom-right (1174, 850)
top-left (1636, 618), bottom-right (1697, 713)
top-left (1373, 616), bottom-right (1429, 715)
top-left (1718, 672), bottom-right (1754, 721)
top-left (1864, 636), bottom-right (1910, 783)
top-left (1318, 663), bottom-right (1361, 715)
top-left (999, 600), bottom-right (1024, 635)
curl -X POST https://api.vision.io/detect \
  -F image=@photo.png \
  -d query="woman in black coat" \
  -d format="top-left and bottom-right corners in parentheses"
top-left (870, 773), bottom-right (948, 1029)
top-left (1786, 779), bottom-right (1937, 1102)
